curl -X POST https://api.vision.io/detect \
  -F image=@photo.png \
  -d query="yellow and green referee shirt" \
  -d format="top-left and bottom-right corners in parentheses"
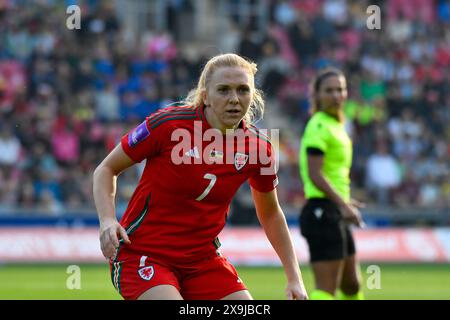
top-left (299, 111), bottom-right (352, 202)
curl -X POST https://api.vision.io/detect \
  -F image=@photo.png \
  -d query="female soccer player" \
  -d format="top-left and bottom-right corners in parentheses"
top-left (93, 53), bottom-right (308, 300)
top-left (299, 67), bottom-right (365, 300)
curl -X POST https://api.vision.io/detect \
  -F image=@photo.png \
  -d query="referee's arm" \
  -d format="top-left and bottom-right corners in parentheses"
top-left (306, 148), bottom-right (364, 227)
top-left (306, 147), bottom-right (347, 208)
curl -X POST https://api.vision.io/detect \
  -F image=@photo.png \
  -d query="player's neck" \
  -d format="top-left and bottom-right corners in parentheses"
top-left (204, 106), bottom-right (240, 135)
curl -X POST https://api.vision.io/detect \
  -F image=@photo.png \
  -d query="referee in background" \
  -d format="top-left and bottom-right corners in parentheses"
top-left (299, 67), bottom-right (365, 300)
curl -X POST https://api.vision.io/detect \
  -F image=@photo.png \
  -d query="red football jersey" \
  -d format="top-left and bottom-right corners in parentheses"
top-left (117, 105), bottom-right (278, 264)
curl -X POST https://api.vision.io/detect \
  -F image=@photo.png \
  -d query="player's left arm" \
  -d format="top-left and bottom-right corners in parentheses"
top-left (251, 187), bottom-right (308, 300)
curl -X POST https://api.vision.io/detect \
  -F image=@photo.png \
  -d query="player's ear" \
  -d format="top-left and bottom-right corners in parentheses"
top-left (202, 89), bottom-right (209, 106)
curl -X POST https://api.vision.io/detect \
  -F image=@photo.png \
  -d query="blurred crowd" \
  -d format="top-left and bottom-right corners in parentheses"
top-left (0, 0), bottom-right (448, 218)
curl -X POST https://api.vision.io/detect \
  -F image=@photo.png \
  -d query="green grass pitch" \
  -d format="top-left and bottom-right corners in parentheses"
top-left (0, 263), bottom-right (449, 300)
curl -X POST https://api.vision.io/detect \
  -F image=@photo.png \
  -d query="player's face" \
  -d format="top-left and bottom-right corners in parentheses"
top-left (203, 67), bottom-right (253, 132)
top-left (317, 75), bottom-right (347, 116)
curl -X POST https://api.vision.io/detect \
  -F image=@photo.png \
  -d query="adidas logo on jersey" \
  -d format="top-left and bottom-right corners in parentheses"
top-left (185, 146), bottom-right (200, 159)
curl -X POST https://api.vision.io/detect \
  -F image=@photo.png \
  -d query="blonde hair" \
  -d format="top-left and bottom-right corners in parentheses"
top-left (183, 53), bottom-right (265, 125)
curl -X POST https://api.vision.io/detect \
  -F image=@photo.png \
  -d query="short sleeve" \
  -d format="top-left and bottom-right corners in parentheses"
top-left (249, 143), bottom-right (279, 193)
top-left (120, 118), bottom-right (165, 163)
top-left (301, 119), bottom-right (329, 153)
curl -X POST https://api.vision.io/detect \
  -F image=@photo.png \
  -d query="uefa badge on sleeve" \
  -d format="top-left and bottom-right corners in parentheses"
top-left (234, 153), bottom-right (249, 171)
top-left (128, 121), bottom-right (150, 148)
top-left (138, 265), bottom-right (154, 281)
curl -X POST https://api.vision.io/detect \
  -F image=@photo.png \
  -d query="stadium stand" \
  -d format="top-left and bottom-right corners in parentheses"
top-left (0, 0), bottom-right (448, 227)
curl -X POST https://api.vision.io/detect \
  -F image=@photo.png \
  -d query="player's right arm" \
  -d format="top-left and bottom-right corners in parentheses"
top-left (93, 144), bottom-right (134, 259)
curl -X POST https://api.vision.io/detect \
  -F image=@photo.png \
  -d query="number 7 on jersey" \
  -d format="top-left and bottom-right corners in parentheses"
top-left (196, 173), bottom-right (217, 201)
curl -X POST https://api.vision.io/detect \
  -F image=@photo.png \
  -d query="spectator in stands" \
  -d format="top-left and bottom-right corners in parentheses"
top-left (95, 82), bottom-right (120, 122)
top-left (393, 169), bottom-right (420, 208)
top-left (0, 1), bottom-right (447, 218)
top-left (0, 123), bottom-right (22, 167)
top-left (366, 142), bottom-right (402, 205)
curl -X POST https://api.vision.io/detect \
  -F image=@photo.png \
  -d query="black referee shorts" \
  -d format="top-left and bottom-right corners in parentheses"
top-left (299, 198), bottom-right (356, 263)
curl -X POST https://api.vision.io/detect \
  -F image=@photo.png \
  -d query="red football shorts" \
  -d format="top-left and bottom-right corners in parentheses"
top-left (109, 252), bottom-right (247, 300)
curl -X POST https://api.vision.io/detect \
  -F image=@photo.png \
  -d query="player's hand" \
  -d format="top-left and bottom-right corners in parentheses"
top-left (340, 202), bottom-right (365, 228)
top-left (286, 281), bottom-right (308, 300)
top-left (99, 219), bottom-right (131, 260)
